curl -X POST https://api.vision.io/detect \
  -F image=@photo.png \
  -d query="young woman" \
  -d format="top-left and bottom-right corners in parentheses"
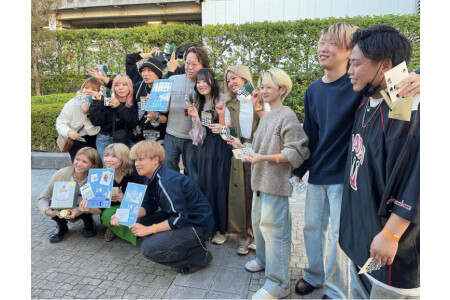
top-left (214, 65), bottom-right (264, 253)
top-left (56, 78), bottom-right (102, 162)
top-left (228, 68), bottom-right (310, 299)
top-left (89, 74), bottom-right (139, 159)
top-left (37, 147), bottom-right (103, 243)
top-left (187, 68), bottom-right (232, 245)
top-left (79, 143), bottom-right (144, 245)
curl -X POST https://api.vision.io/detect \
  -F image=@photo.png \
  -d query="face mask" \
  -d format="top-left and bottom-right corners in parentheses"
top-left (358, 62), bottom-right (384, 98)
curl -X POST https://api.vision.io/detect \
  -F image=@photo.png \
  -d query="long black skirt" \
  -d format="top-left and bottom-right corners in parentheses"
top-left (198, 129), bottom-right (232, 235)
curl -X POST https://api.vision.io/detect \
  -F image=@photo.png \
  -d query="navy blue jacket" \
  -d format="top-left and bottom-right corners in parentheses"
top-left (141, 164), bottom-right (214, 232)
top-left (293, 74), bottom-right (363, 184)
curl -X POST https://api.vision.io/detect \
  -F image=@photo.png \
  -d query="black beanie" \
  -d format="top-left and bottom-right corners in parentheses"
top-left (139, 57), bottom-right (163, 79)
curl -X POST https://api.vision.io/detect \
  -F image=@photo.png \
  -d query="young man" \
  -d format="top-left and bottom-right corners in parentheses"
top-left (292, 23), bottom-right (360, 299)
top-left (293, 23), bottom-right (420, 299)
top-left (340, 25), bottom-right (420, 299)
top-left (163, 47), bottom-right (210, 184)
top-left (111, 140), bottom-right (214, 274)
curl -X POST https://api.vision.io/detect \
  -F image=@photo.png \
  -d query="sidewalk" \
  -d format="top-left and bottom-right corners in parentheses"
top-left (31, 165), bottom-right (330, 299)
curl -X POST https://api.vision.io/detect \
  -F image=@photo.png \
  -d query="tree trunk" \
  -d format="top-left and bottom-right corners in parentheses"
top-left (32, 29), bottom-right (42, 96)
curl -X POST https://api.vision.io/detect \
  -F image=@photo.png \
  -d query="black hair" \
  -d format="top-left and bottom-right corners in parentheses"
top-left (351, 25), bottom-right (412, 66)
top-left (194, 68), bottom-right (220, 122)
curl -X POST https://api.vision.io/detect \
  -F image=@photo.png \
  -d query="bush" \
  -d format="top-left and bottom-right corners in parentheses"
top-left (32, 14), bottom-right (420, 151)
top-left (31, 103), bottom-right (65, 151)
top-left (31, 93), bottom-right (76, 105)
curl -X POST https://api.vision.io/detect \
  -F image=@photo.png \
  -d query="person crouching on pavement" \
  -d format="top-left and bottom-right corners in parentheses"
top-left (111, 140), bottom-right (214, 274)
top-left (228, 68), bottom-right (310, 299)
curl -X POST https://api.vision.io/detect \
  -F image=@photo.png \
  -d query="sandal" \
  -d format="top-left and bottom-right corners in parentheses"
top-left (104, 228), bottom-right (116, 242)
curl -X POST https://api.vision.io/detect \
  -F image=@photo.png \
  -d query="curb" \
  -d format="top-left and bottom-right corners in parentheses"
top-left (31, 152), bottom-right (72, 169)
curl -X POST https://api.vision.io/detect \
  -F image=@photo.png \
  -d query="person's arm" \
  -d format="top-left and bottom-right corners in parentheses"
top-left (251, 89), bottom-right (265, 118)
top-left (55, 101), bottom-right (77, 139)
top-left (293, 91), bottom-right (314, 178)
top-left (87, 66), bottom-right (111, 87)
top-left (126, 52), bottom-right (151, 85)
top-left (129, 219), bottom-right (171, 237)
top-left (88, 99), bottom-right (107, 126)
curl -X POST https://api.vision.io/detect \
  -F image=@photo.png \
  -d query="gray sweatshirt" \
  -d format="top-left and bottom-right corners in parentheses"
top-left (251, 106), bottom-right (310, 197)
top-left (166, 74), bottom-right (196, 139)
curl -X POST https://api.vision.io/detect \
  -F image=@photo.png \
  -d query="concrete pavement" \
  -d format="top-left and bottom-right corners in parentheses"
top-left (31, 165), bottom-right (330, 299)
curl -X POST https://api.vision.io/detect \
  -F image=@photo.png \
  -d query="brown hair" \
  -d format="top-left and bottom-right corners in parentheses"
top-left (74, 147), bottom-right (103, 168)
top-left (79, 77), bottom-right (102, 93)
top-left (184, 47), bottom-right (210, 69)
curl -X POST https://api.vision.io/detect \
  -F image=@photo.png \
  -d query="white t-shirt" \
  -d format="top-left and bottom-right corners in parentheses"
top-left (225, 100), bottom-right (253, 139)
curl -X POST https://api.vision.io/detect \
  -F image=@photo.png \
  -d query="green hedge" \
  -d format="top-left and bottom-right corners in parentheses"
top-left (31, 93), bottom-right (76, 105)
top-left (32, 103), bottom-right (65, 151)
top-left (32, 14), bottom-right (419, 151)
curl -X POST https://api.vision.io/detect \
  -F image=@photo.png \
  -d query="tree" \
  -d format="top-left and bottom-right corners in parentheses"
top-left (31, 0), bottom-right (61, 96)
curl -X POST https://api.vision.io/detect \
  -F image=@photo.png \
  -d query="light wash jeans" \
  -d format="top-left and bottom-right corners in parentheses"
top-left (96, 133), bottom-right (114, 160)
top-left (252, 191), bottom-right (291, 297)
top-left (164, 133), bottom-right (199, 184)
top-left (302, 183), bottom-right (351, 299)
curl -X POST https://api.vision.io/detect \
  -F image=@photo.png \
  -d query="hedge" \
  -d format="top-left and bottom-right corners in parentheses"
top-left (32, 14), bottom-right (420, 151)
top-left (32, 103), bottom-right (65, 151)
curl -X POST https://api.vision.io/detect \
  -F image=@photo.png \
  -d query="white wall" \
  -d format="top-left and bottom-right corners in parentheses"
top-left (202, 0), bottom-right (418, 25)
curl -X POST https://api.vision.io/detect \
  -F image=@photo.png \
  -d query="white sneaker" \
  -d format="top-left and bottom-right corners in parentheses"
top-left (211, 232), bottom-right (227, 244)
top-left (248, 241), bottom-right (256, 250)
top-left (245, 259), bottom-right (264, 272)
top-left (251, 287), bottom-right (290, 299)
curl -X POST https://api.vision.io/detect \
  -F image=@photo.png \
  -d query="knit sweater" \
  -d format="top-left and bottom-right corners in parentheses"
top-left (251, 106), bottom-right (310, 197)
top-left (56, 96), bottom-right (100, 138)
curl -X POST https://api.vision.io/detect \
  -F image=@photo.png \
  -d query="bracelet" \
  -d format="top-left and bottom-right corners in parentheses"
top-left (152, 224), bottom-right (157, 234)
top-left (275, 153), bottom-right (280, 164)
top-left (381, 228), bottom-right (400, 242)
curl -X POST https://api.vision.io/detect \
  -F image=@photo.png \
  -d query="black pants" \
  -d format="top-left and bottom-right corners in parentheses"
top-left (69, 135), bottom-right (97, 162)
top-left (52, 213), bottom-right (94, 227)
top-left (140, 225), bottom-right (211, 273)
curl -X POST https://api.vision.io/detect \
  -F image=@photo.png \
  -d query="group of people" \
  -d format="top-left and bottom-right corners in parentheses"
top-left (41, 22), bottom-right (420, 299)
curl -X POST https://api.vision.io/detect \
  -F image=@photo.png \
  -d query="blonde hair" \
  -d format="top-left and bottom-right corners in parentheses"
top-left (74, 147), bottom-right (103, 169)
top-left (319, 22), bottom-right (359, 50)
top-left (224, 65), bottom-right (253, 104)
top-left (103, 143), bottom-right (133, 175)
top-left (78, 77), bottom-right (102, 94)
top-left (112, 74), bottom-right (134, 108)
top-left (257, 67), bottom-right (292, 102)
top-left (130, 141), bottom-right (165, 163)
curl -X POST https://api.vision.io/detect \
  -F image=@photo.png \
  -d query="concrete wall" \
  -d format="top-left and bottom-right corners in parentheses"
top-left (202, 0), bottom-right (419, 25)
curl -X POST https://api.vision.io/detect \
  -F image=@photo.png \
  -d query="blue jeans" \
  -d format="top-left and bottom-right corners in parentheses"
top-left (96, 133), bottom-right (114, 159)
top-left (302, 183), bottom-right (351, 299)
top-left (163, 133), bottom-right (199, 184)
top-left (252, 192), bottom-right (291, 297)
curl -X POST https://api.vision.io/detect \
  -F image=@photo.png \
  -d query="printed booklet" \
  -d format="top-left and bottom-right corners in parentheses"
top-left (116, 182), bottom-right (148, 227)
top-left (82, 169), bottom-right (115, 208)
top-left (50, 181), bottom-right (77, 209)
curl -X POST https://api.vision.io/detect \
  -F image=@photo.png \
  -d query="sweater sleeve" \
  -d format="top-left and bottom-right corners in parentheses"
top-left (126, 52), bottom-right (144, 85)
top-left (280, 113), bottom-right (310, 169)
top-left (293, 91), bottom-right (314, 178)
top-left (88, 99), bottom-right (107, 126)
top-left (55, 101), bottom-right (74, 138)
top-left (189, 119), bottom-right (206, 146)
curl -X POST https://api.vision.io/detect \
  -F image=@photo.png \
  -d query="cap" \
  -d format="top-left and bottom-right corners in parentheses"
top-left (139, 57), bottom-right (163, 79)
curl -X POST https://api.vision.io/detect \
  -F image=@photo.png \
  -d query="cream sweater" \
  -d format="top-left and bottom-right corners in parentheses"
top-left (251, 106), bottom-right (310, 197)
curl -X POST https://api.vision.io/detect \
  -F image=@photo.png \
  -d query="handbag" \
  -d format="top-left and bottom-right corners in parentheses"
top-left (56, 125), bottom-right (84, 152)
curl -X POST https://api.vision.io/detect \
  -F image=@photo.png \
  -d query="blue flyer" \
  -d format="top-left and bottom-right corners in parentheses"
top-left (118, 182), bottom-right (147, 227)
top-left (84, 168), bottom-right (115, 208)
top-left (145, 79), bottom-right (174, 112)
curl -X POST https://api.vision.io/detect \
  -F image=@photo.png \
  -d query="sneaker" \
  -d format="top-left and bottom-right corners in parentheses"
top-left (104, 228), bottom-right (116, 242)
top-left (245, 260), bottom-right (264, 273)
top-left (251, 287), bottom-right (290, 299)
top-left (248, 241), bottom-right (256, 250)
top-left (237, 245), bottom-right (249, 255)
top-left (211, 232), bottom-right (227, 244)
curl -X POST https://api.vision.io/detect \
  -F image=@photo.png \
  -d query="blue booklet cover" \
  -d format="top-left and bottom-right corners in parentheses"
top-left (145, 79), bottom-right (174, 112)
top-left (84, 168), bottom-right (115, 208)
top-left (50, 181), bottom-right (77, 209)
top-left (117, 182), bottom-right (147, 227)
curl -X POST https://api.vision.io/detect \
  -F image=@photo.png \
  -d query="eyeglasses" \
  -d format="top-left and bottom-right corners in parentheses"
top-left (185, 61), bottom-right (200, 68)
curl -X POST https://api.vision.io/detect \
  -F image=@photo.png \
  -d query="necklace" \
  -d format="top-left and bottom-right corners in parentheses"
top-left (362, 99), bottom-right (383, 128)
top-left (145, 84), bottom-right (151, 95)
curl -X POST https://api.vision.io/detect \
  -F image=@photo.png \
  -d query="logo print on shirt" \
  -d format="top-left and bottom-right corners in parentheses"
top-left (349, 134), bottom-right (365, 191)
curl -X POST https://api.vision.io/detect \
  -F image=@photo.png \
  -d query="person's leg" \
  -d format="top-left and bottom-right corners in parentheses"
top-left (137, 211), bottom-right (169, 226)
top-left (182, 138), bottom-right (199, 184)
top-left (370, 281), bottom-right (418, 299)
top-left (349, 263), bottom-right (371, 299)
top-left (163, 133), bottom-right (181, 172)
top-left (301, 184), bottom-right (329, 288)
top-left (96, 133), bottom-right (113, 160)
top-left (323, 184), bottom-right (351, 299)
top-left (140, 226), bottom-right (212, 273)
top-left (258, 192), bottom-right (292, 297)
top-left (251, 191), bottom-right (265, 268)
top-left (49, 216), bottom-right (69, 243)
top-left (77, 213), bottom-right (97, 238)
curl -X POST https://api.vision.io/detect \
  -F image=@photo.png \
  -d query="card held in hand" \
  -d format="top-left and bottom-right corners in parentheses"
top-left (201, 111), bottom-right (212, 127)
top-left (358, 257), bottom-right (383, 274)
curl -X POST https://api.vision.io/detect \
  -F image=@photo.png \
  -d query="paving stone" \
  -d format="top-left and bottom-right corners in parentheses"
top-left (162, 286), bottom-right (207, 299)
top-left (172, 264), bottom-right (218, 289)
top-left (206, 290), bottom-right (247, 299)
top-left (210, 266), bottom-right (251, 294)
